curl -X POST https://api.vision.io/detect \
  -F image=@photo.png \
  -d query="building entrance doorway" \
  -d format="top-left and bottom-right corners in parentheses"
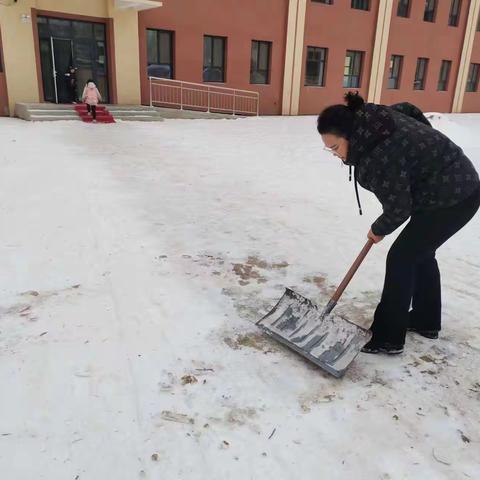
top-left (37, 16), bottom-right (109, 103)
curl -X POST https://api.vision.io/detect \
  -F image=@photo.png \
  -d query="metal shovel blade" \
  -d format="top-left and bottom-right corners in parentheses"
top-left (257, 288), bottom-right (372, 377)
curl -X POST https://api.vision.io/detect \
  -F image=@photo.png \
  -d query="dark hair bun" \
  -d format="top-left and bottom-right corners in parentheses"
top-left (344, 91), bottom-right (365, 112)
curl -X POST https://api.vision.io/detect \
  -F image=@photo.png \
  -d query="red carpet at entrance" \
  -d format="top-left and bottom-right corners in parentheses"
top-left (74, 105), bottom-right (115, 123)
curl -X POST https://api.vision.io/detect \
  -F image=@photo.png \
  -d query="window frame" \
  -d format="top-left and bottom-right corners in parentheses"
top-left (387, 55), bottom-right (403, 89)
top-left (203, 35), bottom-right (227, 83)
top-left (344, 50), bottom-right (364, 88)
top-left (423, 0), bottom-right (437, 22)
top-left (250, 40), bottom-right (272, 85)
top-left (448, 0), bottom-right (462, 27)
top-left (397, 0), bottom-right (411, 18)
top-left (146, 28), bottom-right (174, 80)
top-left (466, 63), bottom-right (480, 92)
top-left (414, 57), bottom-right (429, 90)
top-left (437, 60), bottom-right (452, 91)
top-left (351, 0), bottom-right (370, 11)
top-left (305, 46), bottom-right (328, 87)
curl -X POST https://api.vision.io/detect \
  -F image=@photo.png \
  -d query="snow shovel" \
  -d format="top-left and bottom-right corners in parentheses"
top-left (257, 239), bottom-right (374, 378)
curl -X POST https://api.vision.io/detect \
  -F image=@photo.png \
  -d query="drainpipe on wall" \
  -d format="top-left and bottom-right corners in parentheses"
top-left (367, 0), bottom-right (394, 105)
top-left (281, 0), bottom-right (307, 116)
top-left (452, 0), bottom-right (480, 113)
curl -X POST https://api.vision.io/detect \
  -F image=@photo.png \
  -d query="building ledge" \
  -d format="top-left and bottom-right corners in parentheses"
top-left (115, 0), bottom-right (162, 11)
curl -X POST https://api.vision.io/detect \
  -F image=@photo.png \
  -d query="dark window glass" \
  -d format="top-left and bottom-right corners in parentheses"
top-left (39, 39), bottom-right (55, 102)
top-left (414, 57), bottom-right (429, 90)
top-left (250, 40), bottom-right (271, 84)
top-left (74, 40), bottom-right (91, 68)
top-left (344, 50), bottom-right (364, 88)
top-left (48, 18), bottom-right (71, 37)
top-left (312, 0), bottom-right (333, 3)
top-left (37, 16), bottom-right (49, 37)
top-left (424, 0), bottom-right (437, 22)
top-left (351, 0), bottom-right (369, 10)
top-left (73, 21), bottom-right (93, 39)
top-left (466, 63), bottom-right (480, 92)
top-left (388, 55), bottom-right (403, 89)
top-left (437, 60), bottom-right (452, 91)
top-left (305, 47), bottom-right (328, 86)
top-left (95, 40), bottom-right (106, 74)
top-left (94, 23), bottom-right (105, 41)
top-left (147, 29), bottom-right (174, 79)
top-left (397, 0), bottom-right (410, 17)
top-left (203, 35), bottom-right (226, 82)
top-left (448, 0), bottom-right (461, 27)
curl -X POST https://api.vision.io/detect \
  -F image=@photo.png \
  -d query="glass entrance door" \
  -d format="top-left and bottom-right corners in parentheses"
top-left (37, 16), bottom-right (109, 104)
top-left (52, 38), bottom-right (73, 103)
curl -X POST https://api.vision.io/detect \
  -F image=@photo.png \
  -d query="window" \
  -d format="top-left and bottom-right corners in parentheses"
top-left (466, 63), bottom-right (480, 92)
top-left (448, 0), bottom-right (461, 27)
top-left (203, 35), bottom-right (226, 82)
top-left (312, 0), bottom-right (333, 3)
top-left (424, 0), bottom-right (437, 22)
top-left (414, 58), bottom-right (429, 90)
top-left (388, 55), bottom-right (403, 89)
top-left (437, 60), bottom-right (452, 91)
top-left (344, 50), bottom-right (364, 88)
top-left (147, 29), bottom-right (174, 79)
top-left (397, 0), bottom-right (410, 17)
top-left (305, 47), bottom-right (328, 86)
top-left (351, 0), bottom-right (369, 10)
top-left (250, 40), bottom-right (271, 84)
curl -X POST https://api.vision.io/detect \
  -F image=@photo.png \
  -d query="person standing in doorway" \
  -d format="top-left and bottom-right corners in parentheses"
top-left (64, 66), bottom-right (78, 103)
top-left (82, 79), bottom-right (102, 122)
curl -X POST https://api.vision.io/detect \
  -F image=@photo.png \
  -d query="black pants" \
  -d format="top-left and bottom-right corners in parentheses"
top-left (68, 86), bottom-right (77, 103)
top-left (87, 104), bottom-right (97, 120)
top-left (371, 187), bottom-right (480, 345)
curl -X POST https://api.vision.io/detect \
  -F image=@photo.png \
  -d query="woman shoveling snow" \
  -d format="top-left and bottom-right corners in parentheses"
top-left (317, 92), bottom-right (480, 355)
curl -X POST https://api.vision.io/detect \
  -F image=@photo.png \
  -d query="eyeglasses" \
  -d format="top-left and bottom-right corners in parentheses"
top-left (323, 144), bottom-right (339, 154)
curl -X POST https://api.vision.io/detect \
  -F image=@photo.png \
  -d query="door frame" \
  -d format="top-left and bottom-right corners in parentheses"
top-left (0, 25), bottom-right (9, 116)
top-left (31, 8), bottom-right (117, 104)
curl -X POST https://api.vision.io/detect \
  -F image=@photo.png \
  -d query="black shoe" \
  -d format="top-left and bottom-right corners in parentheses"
top-left (407, 327), bottom-right (439, 339)
top-left (362, 340), bottom-right (404, 355)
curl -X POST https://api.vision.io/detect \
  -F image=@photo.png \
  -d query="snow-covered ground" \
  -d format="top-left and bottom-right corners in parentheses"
top-left (0, 112), bottom-right (479, 480)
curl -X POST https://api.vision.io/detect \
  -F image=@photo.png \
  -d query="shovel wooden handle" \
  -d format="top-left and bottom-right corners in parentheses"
top-left (330, 239), bottom-right (374, 304)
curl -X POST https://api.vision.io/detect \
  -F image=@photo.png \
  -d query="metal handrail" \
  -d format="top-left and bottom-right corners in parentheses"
top-left (149, 76), bottom-right (259, 116)
top-left (150, 76), bottom-right (259, 95)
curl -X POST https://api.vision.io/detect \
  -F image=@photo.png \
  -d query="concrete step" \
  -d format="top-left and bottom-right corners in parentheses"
top-left (29, 115), bottom-right (79, 121)
top-left (114, 115), bottom-right (164, 122)
top-left (107, 105), bottom-right (157, 111)
top-left (109, 109), bottom-right (158, 114)
top-left (25, 109), bottom-right (79, 116)
top-left (15, 102), bottom-right (240, 121)
top-left (19, 103), bottom-right (75, 110)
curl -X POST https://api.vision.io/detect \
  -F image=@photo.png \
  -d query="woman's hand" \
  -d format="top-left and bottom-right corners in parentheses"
top-left (367, 228), bottom-right (384, 244)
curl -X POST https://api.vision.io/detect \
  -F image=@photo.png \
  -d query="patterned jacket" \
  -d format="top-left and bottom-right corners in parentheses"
top-left (346, 103), bottom-right (480, 236)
